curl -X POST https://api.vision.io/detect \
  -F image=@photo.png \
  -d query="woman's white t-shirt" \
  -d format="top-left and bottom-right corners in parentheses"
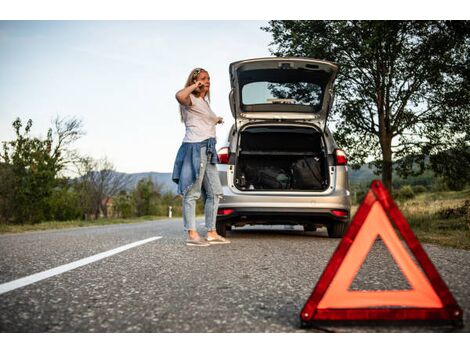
top-left (181, 94), bottom-right (219, 143)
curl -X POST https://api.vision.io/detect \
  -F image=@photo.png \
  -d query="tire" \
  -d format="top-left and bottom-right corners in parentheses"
top-left (304, 225), bottom-right (317, 232)
top-left (327, 221), bottom-right (349, 238)
top-left (216, 220), bottom-right (228, 237)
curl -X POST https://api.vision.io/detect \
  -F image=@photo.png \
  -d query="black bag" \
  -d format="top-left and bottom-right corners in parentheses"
top-left (291, 157), bottom-right (323, 189)
top-left (256, 167), bottom-right (290, 189)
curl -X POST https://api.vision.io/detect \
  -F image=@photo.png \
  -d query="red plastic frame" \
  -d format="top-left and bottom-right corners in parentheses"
top-left (300, 180), bottom-right (463, 324)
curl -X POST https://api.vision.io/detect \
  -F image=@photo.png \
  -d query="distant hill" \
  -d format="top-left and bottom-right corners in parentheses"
top-left (348, 165), bottom-right (377, 184)
top-left (124, 172), bottom-right (177, 193)
top-left (74, 171), bottom-right (178, 194)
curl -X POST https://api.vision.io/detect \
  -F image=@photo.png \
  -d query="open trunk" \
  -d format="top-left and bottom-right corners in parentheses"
top-left (234, 125), bottom-right (329, 191)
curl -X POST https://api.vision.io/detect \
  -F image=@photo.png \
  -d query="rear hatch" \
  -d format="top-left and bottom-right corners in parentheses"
top-left (229, 57), bottom-right (338, 130)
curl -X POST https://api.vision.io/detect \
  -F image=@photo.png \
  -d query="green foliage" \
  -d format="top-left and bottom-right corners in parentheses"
top-left (132, 178), bottom-right (160, 216)
top-left (113, 192), bottom-right (134, 219)
top-left (1, 118), bottom-right (58, 223)
top-left (0, 117), bottom-right (84, 224)
top-left (395, 185), bottom-right (415, 201)
top-left (0, 163), bottom-right (15, 223)
top-left (46, 183), bottom-right (83, 221)
top-left (432, 177), bottom-right (451, 192)
top-left (429, 145), bottom-right (470, 191)
top-left (263, 21), bottom-right (470, 189)
top-left (160, 191), bottom-right (182, 217)
top-left (0, 118), bottom-right (219, 225)
top-left (129, 178), bottom-right (185, 218)
top-left (413, 185), bottom-right (427, 194)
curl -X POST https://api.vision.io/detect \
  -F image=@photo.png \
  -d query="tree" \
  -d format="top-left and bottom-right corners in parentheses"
top-left (429, 143), bottom-right (470, 190)
top-left (113, 190), bottom-right (135, 218)
top-left (0, 163), bottom-right (15, 223)
top-left (75, 157), bottom-right (131, 219)
top-left (0, 117), bottom-right (84, 223)
top-left (132, 178), bottom-right (162, 217)
top-left (263, 21), bottom-right (470, 190)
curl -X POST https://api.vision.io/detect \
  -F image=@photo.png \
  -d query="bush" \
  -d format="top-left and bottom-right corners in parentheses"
top-left (47, 187), bottom-right (83, 221)
top-left (113, 194), bottom-right (135, 218)
top-left (396, 185), bottom-right (415, 201)
top-left (433, 177), bottom-right (450, 192)
top-left (413, 185), bottom-right (427, 194)
top-left (0, 163), bottom-right (15, 223)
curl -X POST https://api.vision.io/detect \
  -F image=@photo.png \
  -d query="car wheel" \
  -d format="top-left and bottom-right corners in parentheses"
top-left (216, 220), bottom-right (228, 237)
top-left (327, 221), bottom-right (349, 238)
top-left (304, 225), bottom-right (317, 232)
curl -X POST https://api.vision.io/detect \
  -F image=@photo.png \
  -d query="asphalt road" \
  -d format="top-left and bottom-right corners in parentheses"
top-left (0, 218), bottom-right (468, 332)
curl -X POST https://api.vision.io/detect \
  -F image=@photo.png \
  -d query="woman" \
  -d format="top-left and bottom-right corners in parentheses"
top-left (172, 67), bottom-right (231, 246)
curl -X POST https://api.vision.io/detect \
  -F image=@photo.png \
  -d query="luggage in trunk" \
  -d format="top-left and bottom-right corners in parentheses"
top-left (234, 126), bottom-right (328, 191)
top-left (291, 156), bottom-right (324, 189)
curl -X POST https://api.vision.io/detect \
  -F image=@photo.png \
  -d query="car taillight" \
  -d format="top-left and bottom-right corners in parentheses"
top-left (335, 149), bottom-right (347, 165)
top-left (331, 209), bottom-right (348, 217)
top-left (217, 208), bottom-right (234, 216)
top-left (217, 147), bottom-right (229, 164)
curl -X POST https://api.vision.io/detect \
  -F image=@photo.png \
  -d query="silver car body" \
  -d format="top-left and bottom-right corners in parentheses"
top-left (216, 57), bottom-right (351, 237)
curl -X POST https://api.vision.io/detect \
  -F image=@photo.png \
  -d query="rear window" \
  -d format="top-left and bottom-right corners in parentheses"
top-left (242, 81), bottom-right (323, 107)
top-left (238, 69), bottom-right (329, 113)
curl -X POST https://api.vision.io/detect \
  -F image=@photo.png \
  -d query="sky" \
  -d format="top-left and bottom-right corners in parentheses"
top-left (0, 21), bottom-right (272, 173)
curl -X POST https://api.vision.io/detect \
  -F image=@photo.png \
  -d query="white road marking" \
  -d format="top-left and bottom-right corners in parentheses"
top-left (0, 236), bottom-right (162, 295)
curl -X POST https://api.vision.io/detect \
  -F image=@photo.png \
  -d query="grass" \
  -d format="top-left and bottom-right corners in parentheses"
top-left (0, 215), bottom-right (173, 235)
top-left (352, 188), bottom-right (470, 250)
top-left (398, 190), bottom-right (470, 250)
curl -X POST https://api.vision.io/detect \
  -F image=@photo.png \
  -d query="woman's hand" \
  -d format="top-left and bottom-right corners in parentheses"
top-left (193, 80), bottom-right (205, 91)
top-left (176, 81), bottom-right (205, 106)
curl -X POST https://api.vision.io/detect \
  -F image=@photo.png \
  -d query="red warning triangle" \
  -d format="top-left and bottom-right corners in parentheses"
top-left (301, 180), bottom-right (463, 325)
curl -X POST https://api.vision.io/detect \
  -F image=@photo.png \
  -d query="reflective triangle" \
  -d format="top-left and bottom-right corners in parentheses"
top-left (300, 180), bottom-right (463, 324)
top-left (318, 202), bottom-right (442, 308)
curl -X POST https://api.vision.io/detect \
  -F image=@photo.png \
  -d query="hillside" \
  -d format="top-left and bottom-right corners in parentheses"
top-left (123, 172), bottom-right (177, 193)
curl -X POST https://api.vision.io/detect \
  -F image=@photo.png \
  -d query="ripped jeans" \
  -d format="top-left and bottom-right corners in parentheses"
top-left (182, 146), bottom-right (223, 233)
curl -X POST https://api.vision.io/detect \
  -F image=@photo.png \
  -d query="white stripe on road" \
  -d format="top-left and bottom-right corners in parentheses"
top-left (0, 236), bottom-right (162, 295)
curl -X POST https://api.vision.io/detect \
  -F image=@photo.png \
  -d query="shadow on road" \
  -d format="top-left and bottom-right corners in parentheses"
top-left (225, 226), bottom-right (330, 240)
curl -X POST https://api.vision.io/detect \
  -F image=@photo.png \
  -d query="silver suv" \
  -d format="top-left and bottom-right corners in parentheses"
top-left (216, 57), bottom-right (351, 238)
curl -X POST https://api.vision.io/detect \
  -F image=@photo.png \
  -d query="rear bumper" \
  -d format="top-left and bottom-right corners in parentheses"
top-left (216, 207), bottom-right (350, 227)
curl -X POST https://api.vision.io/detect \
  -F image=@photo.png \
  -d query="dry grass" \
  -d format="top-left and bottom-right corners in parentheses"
top-left (352, 189), bottom-right (470, 250)
top-left (400, 192), bottom-right (470, 250)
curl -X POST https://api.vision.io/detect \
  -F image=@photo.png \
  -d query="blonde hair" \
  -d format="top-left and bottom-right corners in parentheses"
top-left (179, 67), bottom-right (210, 122)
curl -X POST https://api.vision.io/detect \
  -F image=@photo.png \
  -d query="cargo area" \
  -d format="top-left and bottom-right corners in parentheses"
top-left (234, 125), bottom-right (329, 191)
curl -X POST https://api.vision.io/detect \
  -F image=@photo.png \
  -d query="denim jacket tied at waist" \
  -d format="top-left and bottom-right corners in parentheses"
top-left (171, 137), bottom-right (219, 196)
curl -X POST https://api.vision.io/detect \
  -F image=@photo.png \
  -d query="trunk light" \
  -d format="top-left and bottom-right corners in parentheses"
top-left (218, 147), bottom-right (229, 164)
top-left (217, 208), bottom-right (234, 216)
top-left (331, 209), bottom-right (348, 217)
top-left (335, 149), bottom-right (347, 165)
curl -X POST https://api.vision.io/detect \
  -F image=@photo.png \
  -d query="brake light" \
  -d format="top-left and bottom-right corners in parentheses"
top-left (331, 209), bottom-right (348, 217)
top-left (217, 208), bottom-right (234, 216)
top-left (217, 147), bottom-right (229, 164)
top-left (335, 149), bottom-right (347, 165)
